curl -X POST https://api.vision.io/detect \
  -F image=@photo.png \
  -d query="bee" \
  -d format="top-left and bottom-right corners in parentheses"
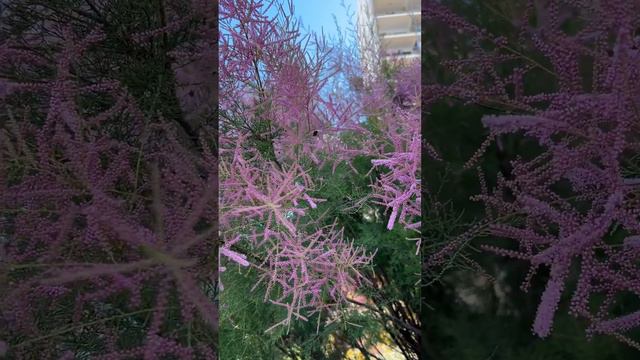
top-left (303, 129), bottom-right (319, 140)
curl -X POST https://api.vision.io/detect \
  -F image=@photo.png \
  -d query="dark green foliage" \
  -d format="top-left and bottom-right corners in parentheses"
top-left (219, 115), bottom-right (420, 359)
top-left (424, 0), bottom-right (640, 358)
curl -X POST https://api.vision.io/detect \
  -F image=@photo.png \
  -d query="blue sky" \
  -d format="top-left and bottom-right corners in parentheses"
top-left (290, 0), bottom-right (355, 44)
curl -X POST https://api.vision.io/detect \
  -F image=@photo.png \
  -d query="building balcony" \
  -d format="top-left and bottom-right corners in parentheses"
top-left (379, 31), bottom-right (420, 49)
top-left (372, 0), bottom-right (420, 17)
top-left (376, 11), bottom-right (420, 35)
top-left (380, 32), bottom-right (420, 60)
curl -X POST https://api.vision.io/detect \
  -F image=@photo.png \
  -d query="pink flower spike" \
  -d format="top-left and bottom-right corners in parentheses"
top-left (220, 248), bottom-right (250, 267)
top-left (303, 194), bottom-right (317, 208)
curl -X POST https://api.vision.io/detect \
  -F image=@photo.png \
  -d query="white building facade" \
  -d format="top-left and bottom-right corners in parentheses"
top-left (357, 0), bottom-right (421, 81)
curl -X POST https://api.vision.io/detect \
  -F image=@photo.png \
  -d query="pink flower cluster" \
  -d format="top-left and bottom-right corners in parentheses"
top-left (365, 61), bottom-right (422, 246)
top-left (426, 0), bottom-right (640, 346)
top-left (0, 2), bottom-right (218, 357)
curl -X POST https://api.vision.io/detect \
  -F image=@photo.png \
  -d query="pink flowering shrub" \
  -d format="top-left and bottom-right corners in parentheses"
top-left (0, 1), bottom-right (218, 358)
top-left (425, 0), bottom-right (640, 348)
top-left (219, 0), bottom-right (376, 330)
top-left (219, 0), bottom-right (421, 332)
top-left (366, 62), bottom-right (422, 237)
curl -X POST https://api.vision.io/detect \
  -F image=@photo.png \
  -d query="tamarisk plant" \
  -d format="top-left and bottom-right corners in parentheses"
top-left (219, 0), bottom-right (422, 336)
top-left (0, 1), bottom-right (218, 358)
top-left (219, 0), bottom-right (377, 331)
top-left (425, 0), bottom-right (640, 348)
top-left (366, 61), bottom-right (422, 247)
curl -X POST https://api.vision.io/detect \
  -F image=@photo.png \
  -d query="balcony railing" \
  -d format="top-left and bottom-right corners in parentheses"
top-left (375, 9), bottom-right (420, 18)
top-left (372, 0), bottom-right (420, 15)
top-left (378, 28), bottom-right (420, 37)
top-left (383, 48), bottom-right (420, 57)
